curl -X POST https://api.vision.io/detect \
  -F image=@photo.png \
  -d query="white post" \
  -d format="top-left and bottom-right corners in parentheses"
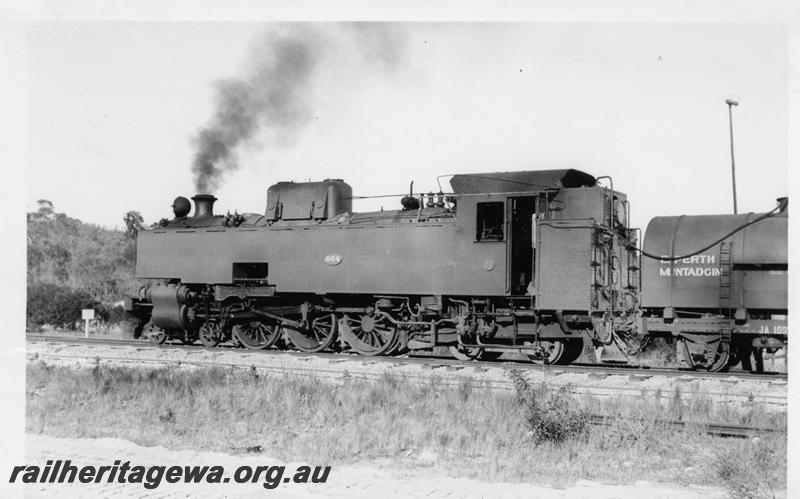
top-left (81, 309), bottom-right (95, 338)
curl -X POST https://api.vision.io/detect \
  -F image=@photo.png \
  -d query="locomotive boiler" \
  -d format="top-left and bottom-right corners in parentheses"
top-left (126, 169), bottom-right (640, 365)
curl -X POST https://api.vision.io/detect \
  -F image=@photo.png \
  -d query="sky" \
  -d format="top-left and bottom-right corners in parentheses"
top-left (25, 22), bottom-right (788, 232)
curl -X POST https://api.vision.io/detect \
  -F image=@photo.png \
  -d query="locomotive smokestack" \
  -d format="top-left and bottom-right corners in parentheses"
top-left (192, 194), bottom-right (217, 218)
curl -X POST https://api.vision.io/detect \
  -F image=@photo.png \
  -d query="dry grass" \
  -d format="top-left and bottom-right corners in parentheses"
top-left (636, 337), bottom-right (680, 367)
top-left (26, 361), bottom-right (786, 491)
top-left (714, 440), bottom-right (783, 499)
top-left (576, 336), bottom-right (679, 367)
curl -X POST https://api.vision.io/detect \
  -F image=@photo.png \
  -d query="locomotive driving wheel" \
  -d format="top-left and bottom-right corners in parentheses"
top-left (526, 340), bottom-right (565, 364)
top-left (198, 322), bottom-right (223, 348)
top-left (526, 338), bottom-right (584, 365)
top-left (386, 329), bottom-right (410, 356)
top-left (284, 313), bottom-right (338, 353)
top-left (142, 323), bottom-right (167, 345)
top-left (342, 311), bottom-right (398, 356)
top-left (233, 321), bottom-right (282, 350)
top-left (448, 345), bottom-right (484, 361)
top-left (147, 330), bottom-right (168, 345)
top-left (480, 350), bottom-right (504, 361)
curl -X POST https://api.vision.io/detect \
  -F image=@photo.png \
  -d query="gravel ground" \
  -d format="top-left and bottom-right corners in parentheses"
top-left (25, 339), bottom-right (787, 414)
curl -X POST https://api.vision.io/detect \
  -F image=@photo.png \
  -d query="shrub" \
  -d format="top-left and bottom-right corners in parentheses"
top-left (94, 302), bottom-right (128, 323)
top-left (507, 369), bottom-right (589, 443)
top-left (714, 439), bottom-right (782, 499)
top-left (27, 282), bottom-right (97, 329)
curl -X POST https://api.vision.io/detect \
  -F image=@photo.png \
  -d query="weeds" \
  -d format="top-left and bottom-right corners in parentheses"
top-left (507, 369), bottom-right (588, 444)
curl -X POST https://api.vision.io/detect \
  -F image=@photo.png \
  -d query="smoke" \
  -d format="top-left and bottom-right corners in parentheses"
top-left (191, 23), bottom-right (406, 193)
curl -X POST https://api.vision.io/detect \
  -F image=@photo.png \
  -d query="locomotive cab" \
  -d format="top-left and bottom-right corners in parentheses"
top-left (446, 170), bottom-right (640, 364)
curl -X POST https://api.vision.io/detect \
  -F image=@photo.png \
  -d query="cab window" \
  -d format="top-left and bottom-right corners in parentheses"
top-left (476, 202), bottom-right (504, 241)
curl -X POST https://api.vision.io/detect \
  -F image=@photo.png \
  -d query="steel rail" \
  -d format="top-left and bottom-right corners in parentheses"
top-left (586, 415), bottom-right (782, 438)
top-left (26, 337), bottom-right (787, 406)
top-left (26, 334), bottom-right (787, 383)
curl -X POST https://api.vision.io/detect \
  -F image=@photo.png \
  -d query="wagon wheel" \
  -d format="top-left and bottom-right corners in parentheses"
top-left (198, 322), bottom-right (222, 348)
top-left (728, 340), bottom-right (764, 373)
top-left (448, 345), bottom-right (484, 361)
top-left (526, 340), bottom-right (566, 365)
top-left (559, 338), bottom-right (585, 364)
top-left (342, 312), bottom-right (398, 356)
top-left (284, 313), bottom-right (338, 353)
top-left (678, 337), bottom-right (730, 373)
top-left (233, 321), bottom-right (282, 350)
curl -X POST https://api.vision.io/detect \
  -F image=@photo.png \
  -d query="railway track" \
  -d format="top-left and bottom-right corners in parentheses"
top-left (26, 335), bottom-right (785, 440)
top-left (26, 333), bottom-right (788, 383)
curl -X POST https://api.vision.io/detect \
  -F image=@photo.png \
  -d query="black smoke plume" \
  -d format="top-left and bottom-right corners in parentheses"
top-left (191, 23), bottom-right (405, 193)
top-left (192, 28), bottom-right (320, 193)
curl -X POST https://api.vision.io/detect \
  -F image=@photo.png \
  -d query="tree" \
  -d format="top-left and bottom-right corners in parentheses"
top-left (123, 210), bottom-right (145, 238)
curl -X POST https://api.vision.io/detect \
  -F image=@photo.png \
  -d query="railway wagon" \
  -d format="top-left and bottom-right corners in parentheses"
top-left (640, 206), bottom-right (788, 371)
top-left (127, 169), bottom-right (639, 363)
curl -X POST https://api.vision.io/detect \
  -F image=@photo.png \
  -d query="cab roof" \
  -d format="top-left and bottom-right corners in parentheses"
top-left (449, 169), bottom-right (596, 194)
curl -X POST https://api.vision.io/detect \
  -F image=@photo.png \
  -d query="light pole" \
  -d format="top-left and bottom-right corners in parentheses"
top-left (725, 97), bottom-right (739, 214)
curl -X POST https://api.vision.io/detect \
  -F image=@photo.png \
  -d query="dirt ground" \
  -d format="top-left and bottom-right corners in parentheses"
top-left (21, 433), bottom-right (732, 498)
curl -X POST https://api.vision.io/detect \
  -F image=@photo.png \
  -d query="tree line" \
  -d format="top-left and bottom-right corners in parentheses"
top-left (27, 201), bottom-right (142, 329)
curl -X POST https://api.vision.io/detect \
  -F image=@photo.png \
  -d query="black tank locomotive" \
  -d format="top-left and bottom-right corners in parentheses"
top-left (127, 170), bottom-right (639, 364)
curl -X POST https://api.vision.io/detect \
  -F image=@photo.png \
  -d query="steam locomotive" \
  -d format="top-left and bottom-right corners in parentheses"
top-left (125, 169), bottom-right (787, 372)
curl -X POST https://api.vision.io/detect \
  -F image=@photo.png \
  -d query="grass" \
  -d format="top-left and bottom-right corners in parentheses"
top-left (26, 361), bottom-right (786, 492)
top-left (714, 440), bottom-right (784, 499)
top-left (27, 321), bottom-right (135, 339)
top-left (576, 336), bottom-right (680, 367)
